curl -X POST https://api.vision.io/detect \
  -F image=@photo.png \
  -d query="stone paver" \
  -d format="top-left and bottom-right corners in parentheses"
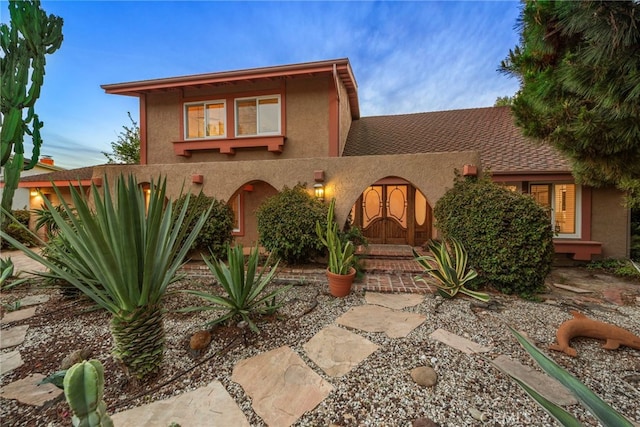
top-left (336, 305), bottom-right (426, 338)
top-left (492, 355), bottom-right (578, 406)
top-left (111, 380), bottom-right (249, 426)
top-left (429, 328), bottom-right (491, 354)
top-left (0, 306), bottom-right (37, 324)
top-left (0, 324), bottom-right (29, 349)
top-left (552, 283), bottom-right (593, 294)
top-left (364, 292), bottom-right (424, 310)
top-left (304, 325), bottom-right (379, 377)
top-left (0, 373), bottom-right (63, 406)
top-left (0, 350), bottom-right (23, 375)
top-left (18, 294), bottom-right (50, 307)
top-left (232, 345), bottom-right (333, 427)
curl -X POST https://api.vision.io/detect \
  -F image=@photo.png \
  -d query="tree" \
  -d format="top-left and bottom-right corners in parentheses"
top-left (102, 112), bottom-right (140, 164)
top-left (1, 0), bottom-right (63, 217)
top-left (500, 1), bottom-right (640, 206)
top-left (494, 96), bottom-right (514, 107)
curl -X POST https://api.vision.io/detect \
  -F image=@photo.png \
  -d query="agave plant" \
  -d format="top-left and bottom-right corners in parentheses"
top-left (413, 238), bottom-right (490, 302)
top-left (179, 244), bottom-right (290, 333)
top-left (0, 174), bottom-right (210, 379)
top-left (509, 328), bottom-right (633, 427)
top-left (0, 257), bottom-right (28, 290)
top-left (315, 198), bottom-right (355, 275)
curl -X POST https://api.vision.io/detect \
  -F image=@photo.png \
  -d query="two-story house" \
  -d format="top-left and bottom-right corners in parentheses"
top-left (14, 58), bottom-right (630, 261)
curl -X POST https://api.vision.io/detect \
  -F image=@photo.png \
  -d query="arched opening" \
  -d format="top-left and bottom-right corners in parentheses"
top-left (228, 180), bottom-right (278, 246)
top-left (350, 177), bottom-right (432, 246)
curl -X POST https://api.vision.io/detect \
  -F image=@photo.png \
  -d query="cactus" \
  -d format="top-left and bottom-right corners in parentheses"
top-left (63, 360), bottom-right (113, 427)
top-left (0, 0), bottom-right (63, 217)
top-left (315, 198), bottom-right (354, 275)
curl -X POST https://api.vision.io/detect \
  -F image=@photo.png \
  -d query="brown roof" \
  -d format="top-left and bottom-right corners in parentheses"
top-left (343, 106), bottom-right (571, 174)
top-left (18, 166), bottom-right (95, 184)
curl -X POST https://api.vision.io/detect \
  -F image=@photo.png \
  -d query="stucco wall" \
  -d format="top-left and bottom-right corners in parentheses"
top-left (93, 151), bottom-right (480, 230)
top-left (591, 187), bottom-right (630, 258)
top-left (337, 78), bottom-right (352, 156)
top-left (144, 76), bottom-right (332, 165)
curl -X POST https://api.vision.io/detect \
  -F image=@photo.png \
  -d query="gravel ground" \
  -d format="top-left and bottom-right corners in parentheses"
top-left (1, 275), bottom-right (639, 427)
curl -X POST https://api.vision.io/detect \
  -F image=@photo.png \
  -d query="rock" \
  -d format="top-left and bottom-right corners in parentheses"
top-left (410, 366), bottom-right (437, 387)
top-left (413, 417), bottom-right (441, 427)
top-left (189, 330), bottom-right (212, 351)
top-left (60, 348), bottom-right (91, 370)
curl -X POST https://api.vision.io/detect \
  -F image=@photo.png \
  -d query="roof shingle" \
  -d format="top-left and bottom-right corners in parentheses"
top-left (343, 106), bottom-right (570, 174)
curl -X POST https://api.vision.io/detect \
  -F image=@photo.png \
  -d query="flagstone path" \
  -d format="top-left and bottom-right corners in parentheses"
top-left (1, 290), bottom-right (579, 426)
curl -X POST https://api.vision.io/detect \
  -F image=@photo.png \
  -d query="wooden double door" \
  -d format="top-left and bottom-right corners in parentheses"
top-left (351, 181), bottom-right (431, 246)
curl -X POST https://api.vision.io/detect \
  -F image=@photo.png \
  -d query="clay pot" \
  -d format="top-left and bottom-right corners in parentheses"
top-left (326, 267), bottom-right (356, 297)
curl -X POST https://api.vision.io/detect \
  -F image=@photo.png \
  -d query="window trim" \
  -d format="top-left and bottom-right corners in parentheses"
top-left (530, 182), bottom-right (582, 239)
top-left (234, 95), bottom-right (282, 138)
top-left (184, 99), bottom-right (227, 140)
top-left (229, 192), bottom-right (243, 236)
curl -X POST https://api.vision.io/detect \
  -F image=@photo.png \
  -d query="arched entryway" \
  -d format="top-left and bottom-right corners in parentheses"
top-left (351, 177), bottom-right (432, 246)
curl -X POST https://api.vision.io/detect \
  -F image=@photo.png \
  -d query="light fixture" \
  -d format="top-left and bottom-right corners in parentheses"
top-left (314, 182), bottom-right (325, 202)
top-left (30, 188), bottom-right (39, 197)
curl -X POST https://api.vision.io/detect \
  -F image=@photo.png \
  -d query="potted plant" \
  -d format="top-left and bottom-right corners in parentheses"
top-left (316, 198), bottom-right (356, 297)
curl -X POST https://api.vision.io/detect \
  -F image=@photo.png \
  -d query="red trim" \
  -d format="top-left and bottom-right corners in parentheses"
top-left (173, 136), bottom-right (284, 156)
top-left (492, 173), bottom-right (573, 182)
top-left (16, 180), bottom-right (92, 188)
top-left (553, 239), bottom-right (602, 261)
top-left (140, 94), bottom-right (147, 165)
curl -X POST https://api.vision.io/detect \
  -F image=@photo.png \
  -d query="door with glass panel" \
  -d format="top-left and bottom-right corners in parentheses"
top-left (354, 183), bottom-right (431, 245)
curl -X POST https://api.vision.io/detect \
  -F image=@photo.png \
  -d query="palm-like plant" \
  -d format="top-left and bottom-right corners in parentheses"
top-left (179, 244), bottom-right (290, 333)
top-left (0, 174), bottom-right (210, 379)
top-left (413, 238), bottom-right (490, 302)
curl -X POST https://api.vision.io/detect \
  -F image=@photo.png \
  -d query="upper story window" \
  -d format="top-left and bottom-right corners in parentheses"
top-left (185, 100), bottom-right (226, 139)
top-left (235, 95), bottom-right (281, 137)
top-left (530, 183), bottom-right (580, 238)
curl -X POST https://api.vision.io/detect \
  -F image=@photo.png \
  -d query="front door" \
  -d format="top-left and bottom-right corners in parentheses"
top-left (352, 181), bottom-right (431, 246)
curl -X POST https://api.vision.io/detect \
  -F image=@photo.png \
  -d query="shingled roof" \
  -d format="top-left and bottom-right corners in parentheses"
top-left (18, 166), bottom-right (95, 184)
top-left (343, 106), bottom-right (571, 174)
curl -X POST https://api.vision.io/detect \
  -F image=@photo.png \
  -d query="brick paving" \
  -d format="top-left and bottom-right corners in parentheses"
top-left (183, 244), bottom-right (433, 294)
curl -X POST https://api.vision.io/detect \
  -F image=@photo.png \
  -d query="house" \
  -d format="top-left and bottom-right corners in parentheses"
top-left (0, 156), bottom-right (65, 210)
top-left (12, 58), bottom-right (631, 260)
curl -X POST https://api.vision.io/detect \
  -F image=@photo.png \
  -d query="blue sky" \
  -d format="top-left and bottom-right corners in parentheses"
top-left (2, 1), bottom-right (523, 169)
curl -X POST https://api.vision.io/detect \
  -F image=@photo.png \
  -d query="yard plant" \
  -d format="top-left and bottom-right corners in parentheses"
top-left (1, 174), bottom-right (210, 379)
top-left (316, 198), bottom-right (355, 275)
top-left (180, 244), bottom-right (290, 333)
top-left (414, 238), bottom-right (489, 302)
top-left (434, 173), bottom-right (554, 298)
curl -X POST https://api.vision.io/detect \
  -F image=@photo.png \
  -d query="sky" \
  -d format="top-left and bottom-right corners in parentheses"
top-left (1, 0), bottom-right (523, 169)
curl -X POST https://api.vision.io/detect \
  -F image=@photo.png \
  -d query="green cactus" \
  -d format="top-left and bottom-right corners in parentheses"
top-left (315, 198), bottom-right (355, 275)
top-left (0, 0), bottom-right (63, 217)
top-left (63, 360), bottom-right (113, 427)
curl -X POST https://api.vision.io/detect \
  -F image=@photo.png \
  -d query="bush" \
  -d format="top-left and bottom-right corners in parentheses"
top-left (1, 210), bottom-right (36, 250)
top-left (256, 184), bottom-right (327, 264)
top-left (173, 192), bottom-right (234, 259)
top-left (433, 173), bottom-right (554, 297)
top-left (631, 208), bottom-right (639, 261)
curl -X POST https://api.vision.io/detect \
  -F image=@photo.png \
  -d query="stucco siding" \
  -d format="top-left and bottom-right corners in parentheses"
top-left (146, 91), bottom-right (181, 164)
top-left (285, 77), bottom-right (331, 158)
top-left (337, 78), bottom-right (352, 156)
top-left (591, 187), bottom-right (630, 258)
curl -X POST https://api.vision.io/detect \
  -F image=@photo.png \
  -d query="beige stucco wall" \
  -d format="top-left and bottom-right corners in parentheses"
top-left (93, 151), bottom-right (480, 230)
top-left (337, 78), bottom-right (352, 156)
top-left (591, 187), bottom-right (630, 258)
top-left (144, 76), bottom-right (332, 165)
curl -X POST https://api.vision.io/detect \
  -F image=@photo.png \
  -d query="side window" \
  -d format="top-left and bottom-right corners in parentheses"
top-left (185, 101), bottom-right (226, 139)
top-left (235, 95), bottom-right (281, 137)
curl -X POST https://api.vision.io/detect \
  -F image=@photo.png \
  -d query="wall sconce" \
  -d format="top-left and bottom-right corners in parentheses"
top-left (30, 188), bottom-right (39, 197)
top-left (314, 183), bottom-right (325, 202)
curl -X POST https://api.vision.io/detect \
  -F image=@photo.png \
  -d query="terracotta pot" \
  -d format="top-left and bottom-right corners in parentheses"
top-left (326, 267), bottom-right (356, 297)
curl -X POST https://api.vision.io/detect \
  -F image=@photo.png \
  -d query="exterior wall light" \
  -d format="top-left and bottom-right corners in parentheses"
top-left (314, 183), bottom-right (325, 202)
top-left (30, 188), bottom-right (39, 197)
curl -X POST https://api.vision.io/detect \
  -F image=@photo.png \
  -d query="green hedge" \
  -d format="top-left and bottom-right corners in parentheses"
top-left (1, 210), bottom-right (36, 250)
top-left (433, 174), bottom-right (554, 297)
top-left (172, 192), bottom-right (234, 259)
top-left (256, 184), bottom-right (327, 264)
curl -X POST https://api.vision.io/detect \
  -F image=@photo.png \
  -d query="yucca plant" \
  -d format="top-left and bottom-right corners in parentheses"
top-left (179, 244), bottom-right (290, 333)
top-left (509, 328), bottom-right (633, 427)
top-left (413, 238), bottom-right (490, 302)
top-left (0, 257), bottom-right (28, 290)
top-left (0, 174), bottom-right (210, 379)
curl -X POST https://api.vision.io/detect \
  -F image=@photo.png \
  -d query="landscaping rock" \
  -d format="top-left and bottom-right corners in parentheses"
top-left (429, 328), bottom-right (491, 354)
top-left (0, 373), bottom-right (63, 406)
top-left (365, 292), bottom-right (424, 309)
top-left (410, 366), bottom-right (438, 387)
top-left (0, 350), bottom-right (23, 375)
top-left (413, 417), bottom-right (441, 427)
top-left (18, 294), bottom-right (50, 307)
top-left (189, 330), bottom-right (212, 351)
top-left (0, 306), bottom-right (37, 324)
top-left (336, 305), bottom-right (426, 338)
top-left (0, 325), bottom-right (29, 349)
top-left (60, 348), bottom-right (92, 370)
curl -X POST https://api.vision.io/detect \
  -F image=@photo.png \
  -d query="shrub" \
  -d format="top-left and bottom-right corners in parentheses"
top-left (433, 173), bottom-right (554, 297)
top-left (1, 210), bottom-right (36, 250)
top-left (173, 192), bottom-right (234, 259)
top-left (631, 208), bottom-right (639, 261)
top-left (256, 184), bottom-right (327, 264)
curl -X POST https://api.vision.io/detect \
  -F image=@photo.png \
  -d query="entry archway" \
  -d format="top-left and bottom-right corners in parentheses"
top-left (351, 177), bottom-right (431, 246)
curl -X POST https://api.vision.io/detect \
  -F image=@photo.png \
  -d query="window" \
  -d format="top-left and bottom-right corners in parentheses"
top-left (229, 192), bottom-right (242, 234)
top-left (185, 101), bottom-right (226, 139)
top-left (530, 183), bottom-right (580, 237)
top-left (235, 95), bottom-right (281, 137)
